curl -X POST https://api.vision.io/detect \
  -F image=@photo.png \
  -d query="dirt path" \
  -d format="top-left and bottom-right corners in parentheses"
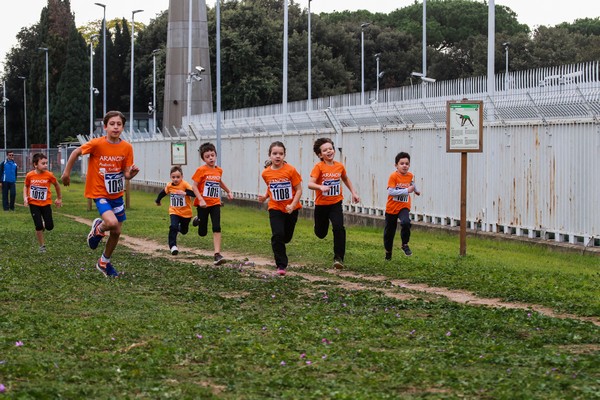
top-left (67, 215), bottom-right (600, 327)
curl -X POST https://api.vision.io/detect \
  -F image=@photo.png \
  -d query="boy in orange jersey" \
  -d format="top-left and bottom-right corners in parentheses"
top-left (61, 111), bottom-right (139, 277)
top-left (23, 153), bottom-right (62, 253)
top-left (191, 142), bottom-right (233, 266)
top-left (384, 152), bottom-right (421, 260)
top-left (155, 166), bottom-right (196, 255)
top-left (308, 138), bottom-right (360, 269)
top-left (258, 141), bottom-right (303, 276)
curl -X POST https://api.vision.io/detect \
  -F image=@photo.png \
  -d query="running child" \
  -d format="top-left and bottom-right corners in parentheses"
top-left (308, 138), bottom-right (360, 269)
top-left (258, 141), bottom-right (303, 276)
top-left (155, 166), bottom-right (196, 255)
top-left (191, 142), bottom-right (233, 266)
top-left (384, 151), bottom-right (421, 260)
top-left (23, 153), bottom-right (62, 253)
top-left (61, 111), bottom-right (139, 277)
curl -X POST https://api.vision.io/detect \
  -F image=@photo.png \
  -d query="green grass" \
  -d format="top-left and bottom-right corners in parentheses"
top-left (1, 182), bottom-right (599, 398)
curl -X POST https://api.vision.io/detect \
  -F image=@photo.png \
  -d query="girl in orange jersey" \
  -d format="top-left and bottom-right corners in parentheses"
top-left (155, 166), bottom-right (196, 255)
top-left (61, 111), bottom-right (139, 277)
top-left (308, 138), bottom-right (360, 269)
top-left (258, 141), bottom-right (303, 276)
top-left (384, 152), bottom-right (421, 260)
top-left (23, 153), bottom-right (62, 253)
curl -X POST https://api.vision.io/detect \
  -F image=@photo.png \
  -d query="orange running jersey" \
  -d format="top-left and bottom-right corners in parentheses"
top-left (191, 165), bottom-right (223, 207)
top-left (24, 170), bottom-right (58, 207)
top-left (80, 137), bottom-right (134, 199)
top-left (261, 163), bottom-right (302, 212)
top-left (310, 160), bottom-right (347, 206)
top-left (164, 180), bottom-right (194, 218)
top-left (385, 171), bottom-right (415, 214)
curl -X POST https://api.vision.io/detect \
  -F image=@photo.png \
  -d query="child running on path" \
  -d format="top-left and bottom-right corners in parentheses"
top-left (23, 153), bottom-right (62, 253)
top-left (61, 111), bottom-right (139, 277)
top-left (191, 142), bottom-right (233, 266)
top-left (308, 138), bottom-right (360, 269)
top-left (384, 151), bottom-right (420, 260)
top-left (258, 141), bottom-right (303, 276)
top-left (155, 166), bottom-right (196, 255)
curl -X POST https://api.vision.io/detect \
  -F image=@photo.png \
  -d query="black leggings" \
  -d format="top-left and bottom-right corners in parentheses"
top-left (268, 209), bottom-right (299, 269)
top-left (169, 214), bottom-right (191, 247)
top-left (383, 208), bottom-right (411, 252)
top-left (29, 204), bottom-right (54, 232)
top-left (314, 201), bottom-right (346, 260)
top-left (196, 205), bottom-right (221, 236)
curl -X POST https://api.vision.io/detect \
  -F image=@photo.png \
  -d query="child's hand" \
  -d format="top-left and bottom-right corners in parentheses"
top-left (257, 194), bottom-right (267, 203)
top-left (320, 185), bottom-right (330, 194)
top-left (352, 193), bottom-right (360, 203)
top-left (285, 204), bottom-right (294, 214)
top-left (227, 192), bottom-right (234, 200)
top-left (198, 198), bottom-right (207, 208)
top-left (55, 198), bottom-right (62, 208)
top-left (414, 190), bottom-right (421, 196)
top-left (23, 198), bottom-right (28, 207)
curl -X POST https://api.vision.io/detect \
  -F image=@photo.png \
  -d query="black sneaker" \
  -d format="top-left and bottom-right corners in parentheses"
top-left (170, 245), bottom-right (179, 255)
top-left (213, 253), bottom-right (225, 266)
top-left (401, 244), bottom-right (412, 257)
top-left (385, 251), bottom-right (392, 261)
top-left (192, 216), bottom-right (200, 227)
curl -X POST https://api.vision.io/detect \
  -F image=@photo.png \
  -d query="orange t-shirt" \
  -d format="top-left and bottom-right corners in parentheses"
top-left (385, 171), bottom-right (415, 214)
top-left (310, 160), bottom-right (347, 206)
top-left (164, 180), bottom-right (194, 218)
top-left (80, 136), bottom-right (134, 199)
top-left (261, 163), bottom-right (302, 212)
top-left (24, 170), bottom-right (57, 207)
top-left (191, 165), bottom-right (224, 207)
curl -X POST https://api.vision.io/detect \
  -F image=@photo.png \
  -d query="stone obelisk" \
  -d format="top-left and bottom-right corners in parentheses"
top-left (164, 0), bottom-right (212, 133)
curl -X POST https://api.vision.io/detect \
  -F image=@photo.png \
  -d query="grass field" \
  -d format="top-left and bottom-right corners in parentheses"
top-left (0, 182), bottom-right (599, 398)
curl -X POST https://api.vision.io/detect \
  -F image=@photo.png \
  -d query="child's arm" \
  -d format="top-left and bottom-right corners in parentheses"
top-left (23, 183), bottom-right (29, 207)
top-left (155, 189), bottom-right (168, 205)
top-left (220, 180), bottom-right (234, 200)
top-left (285, 183), bottom-right (303, 214)
top-left (61, 147), bottom-right (82, 186)
top-left (412, 180), bottom-right (421, 196)
top-left (257, 190), bottom-right (269, 203)
top-left (53, 180), bottom-right (62, 208)
top-left (185, 189), bottom-right (196, 197)
top-left (124, 164), bottom-right (140, 180)
top-left (342, 175), bottom-right (360, 203)
top-left (192, 180), bottom-right (207, 207)
top-left (387, 186), bottom-right (414, 196)
top-left (308, 176), bottom-right (330, 194)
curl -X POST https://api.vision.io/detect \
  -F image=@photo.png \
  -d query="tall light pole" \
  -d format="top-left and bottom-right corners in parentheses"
top-left (1, 81), bottom-right (7, 150)
top-left (18, 76), bottom-right (28, 149)
top-left (374, 53), bottom-right (381, 103)
top-left (283, 0), bottom-right (289, 135)
top-left (503, 41), bottom-right (510, 90)
top-left (186, 0), bottom-right (193, 125)
top-left (307, 0), bottom-right (312, 111)
top-left (38, 47), bottom-right (50, 151)
top-left (216, 0), bottom-right (222, 165)
top-left (94, 3), bottom-right (107, 117)
top-left (422, 0), bottom-right (427, 79)
top-left (152, 49), bottom-right (159, 135)
top-left (90, 34), bottom-right (99, 137)
top-left (130, 9), bottom-right (143, 135)
top-left (360, 22), bottom-right (370, 106)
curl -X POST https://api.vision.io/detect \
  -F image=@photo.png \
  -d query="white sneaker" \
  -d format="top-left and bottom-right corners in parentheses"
top-left (170, 245), bottom-right (179, 255)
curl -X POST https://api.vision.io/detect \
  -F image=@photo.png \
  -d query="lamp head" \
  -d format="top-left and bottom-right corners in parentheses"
top-left (93, 88), bottom-right (100, 95)
top-left (421, 76), bottom-right (436, 83)
top-left (195, 66), bottom-right (205, 73)
top-left (410, 71), bottom-right (424, 77)
top-left (502, 41), bottom-right (510, 47)
top-left (361, 22), bottom-right (371, 29)
top-left (94, 2), bottom-right (106, 8)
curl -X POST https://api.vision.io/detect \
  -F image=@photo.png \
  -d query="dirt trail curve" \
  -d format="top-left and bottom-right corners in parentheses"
top-left (67, 214), bottom-right (600, 327)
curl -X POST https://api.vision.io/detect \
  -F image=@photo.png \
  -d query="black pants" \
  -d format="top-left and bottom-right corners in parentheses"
top-left (196, 205), bottom-right (221, 237)
top-left (169, 214), bottom-right (191, 248)
top-left (2, 182), bottom-right (16, 210)
top-left (314, 201), bottom-right (346, 261)
top-left (29, 204), bottom-right (54, 232)
top-left (383, 208), bottom-right (411, 252)
top-left (268, 209), bottom-right (299, 269)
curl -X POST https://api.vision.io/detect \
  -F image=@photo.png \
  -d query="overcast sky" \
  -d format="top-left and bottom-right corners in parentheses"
top-left (1, 0), bottom-right (599, 65)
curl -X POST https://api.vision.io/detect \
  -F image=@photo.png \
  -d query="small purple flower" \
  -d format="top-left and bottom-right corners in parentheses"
top-left (322, 294), bottom-right (329, 300)
top-left (262, 326), bottom-right (267, 331)
top-left (0, 384), bottom-right (5, 393)
top-left (321, 338), bottom-right (330, 344)
top-left (111, 337), bottom-right (116, 341)
top-left (196, 334), bottom-right (203, 339)
top-left (306, 361), bottom-right (312, 365)
top-left (446, 331), bottom-right (451, 336)
top-left (409, 330), bottom-right (416, 335)
top-left (342, 303), bottom-right (347, 307)
top-left (15, 341), bottom-right (23, 347)
top-left (527, 313), bottom-right (532, 318)
top-left (280, 361), bottom-right (286, 366)
top-left (300, 353), bottom-right (306, 359)
top-left (321, 355), bottom-right (327, 359)
top-left (226, 328), bottom-right (231, 333)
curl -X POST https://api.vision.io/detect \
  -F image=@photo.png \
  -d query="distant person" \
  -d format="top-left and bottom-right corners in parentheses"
top-left (307, 138), bottom-right (360, 269)
top-left (191, 142), bottom-right (233, 266)
top-left (155, 166), bottom-right (196, 255)
top-left (1, 151), bottom-right (18, 211)
top-left (258, 141), bottom-right (302, 276)
top-left (23, 153), bottom-right (62, 253)
top-left (61, 111), bottom-right (139, 277)
top-left (384, 152), bottom-right (421, 260)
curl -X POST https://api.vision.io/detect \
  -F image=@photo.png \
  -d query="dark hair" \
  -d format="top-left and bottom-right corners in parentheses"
top-left (313, 137), bottom-right (334, 158)
top-left (32, 153), bottom-right (47, 166)
top-left (199, 142), bottom-right (216, 159)
top-left (268, 141), bottom-right (286, 155)
top-left (170, 166), bottom-right (183, 175)
top-left (103, 110), bottom-right (126, 126)
top-left (395, 152), bottom-right (411, 164)
top-left (7, 151), bottom-right (14, 155)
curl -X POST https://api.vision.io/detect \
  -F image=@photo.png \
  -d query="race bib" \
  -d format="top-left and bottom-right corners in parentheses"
top-left (203, 181), bottom-right (220, 198)
top-left (269, 181), bottom-right (292, 201)
top-left (104, 172), bottom-right (124, 194)
top-left (170, 193), bottom-right (185, 207)
top-left (323, 179), bottom-right (341, 196)
top-left (30, 185), bottom-right (48, 201)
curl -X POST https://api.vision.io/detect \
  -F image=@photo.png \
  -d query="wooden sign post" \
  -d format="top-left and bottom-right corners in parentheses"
top-left (446, 100), bottom-right (483, 256)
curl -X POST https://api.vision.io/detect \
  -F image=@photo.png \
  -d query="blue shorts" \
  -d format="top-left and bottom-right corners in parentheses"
top-left (94, 197), bottom-right (126, 222)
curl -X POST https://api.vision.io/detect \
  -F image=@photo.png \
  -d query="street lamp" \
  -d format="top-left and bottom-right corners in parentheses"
top-left (130, 9), bottom-right (143, 135)
top-left (94, 3), bottom-right (107, 117)
top-left (186, 0), bottom-right (193, 126)
top-left (307, 0), bottom-right (312, 111)
top-left (360, 22), bottom-right (370, 105)
top-left (17, 76), bottom-right (27, 149)
top-left (90, 34), bottom-right (99, 137)
top-left (216, 0), bottom-right (222, 165)
top-left (187, 66), bottom-right (204, 124)
top-left (374, 53), bottom-right (384, 103)
top-left (422, 0), bottom-right (427, 80)
top-left (38, 47), bottom-right (50, 151)
top-left (151, 49), bottom-right (159, 135)
top-left (502, 41), bottom-right (510, 89)
top-left (1, 81), bottom-right (7, 150)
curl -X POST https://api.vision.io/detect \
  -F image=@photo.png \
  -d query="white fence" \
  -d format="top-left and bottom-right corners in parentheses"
top-left (108, 62), bottom-right (600, 247)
